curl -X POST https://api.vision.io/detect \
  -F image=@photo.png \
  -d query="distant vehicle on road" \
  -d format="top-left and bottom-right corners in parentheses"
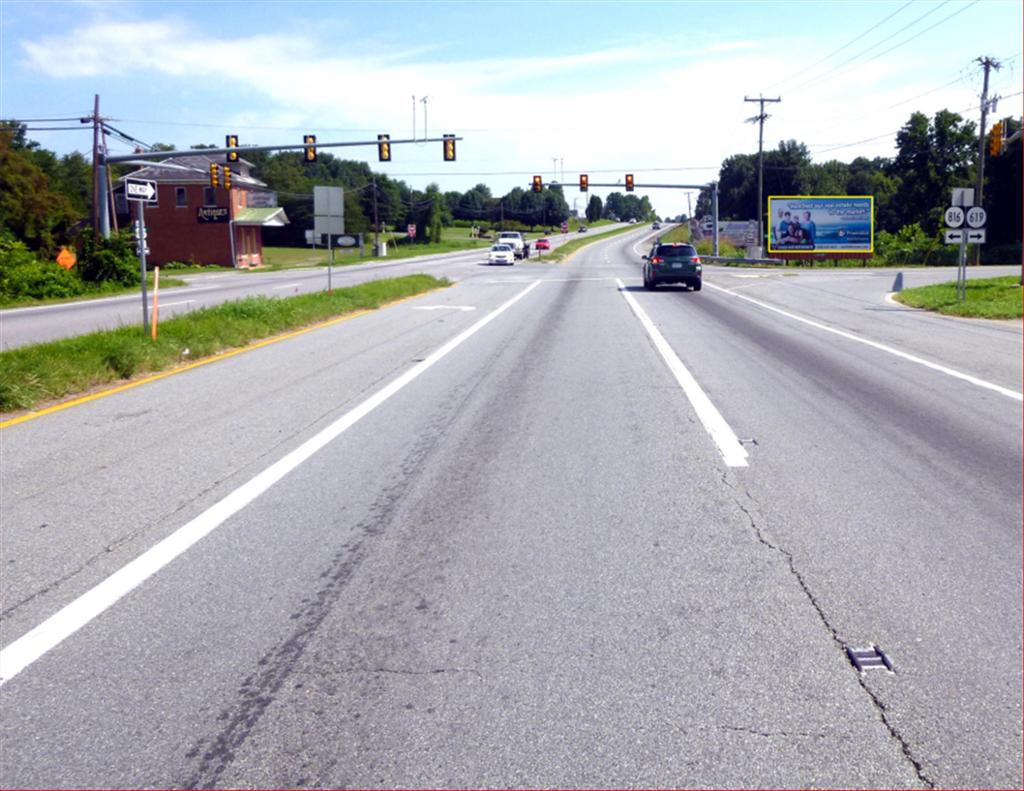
top-left (496, 231), bottom-right (530, 259)
top-left (642, 242), bottom-right (702, 291)
top-left (652, 221), bottom-right (661, 230)
top-left (488, 244), bottom-right (516, 265)
top-left (535, 238), bottom-right (551, 250)
top-left (578, 225), bottom-right (588, 233)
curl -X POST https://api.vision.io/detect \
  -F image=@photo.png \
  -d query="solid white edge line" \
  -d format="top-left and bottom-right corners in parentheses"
top-left (705, 282), bottom-right (1023, 402)
top-left (616, 278), bottom-right (749, 468)
top-left (0, 279), bottom-right (544, 686)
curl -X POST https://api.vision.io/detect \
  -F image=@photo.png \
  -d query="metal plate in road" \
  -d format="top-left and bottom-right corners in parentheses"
top-left (966, 228), bottom-right (986, 244)
top-left (944, 207), bottom-right (965, 228)
top-left (124, 178), bottom-right (157, 203)
top-left (944, 229), bottom-right (964, 244)
top-left (965, 207), bottom-right (987, 228)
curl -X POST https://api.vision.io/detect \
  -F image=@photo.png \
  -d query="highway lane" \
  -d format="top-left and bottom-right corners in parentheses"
top-left (0, 227), bottom-right (620, 349)
top-left (1, 228), bottom-right (1020, 788)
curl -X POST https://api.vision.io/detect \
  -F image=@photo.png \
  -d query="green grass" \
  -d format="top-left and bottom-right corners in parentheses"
top-left (894, 275), bottom-right (1022, 319)
top-left (0, 275), bottom-right (449, 414)
top-left (546, 223), bottom-right (649, 262)
top-left (658, 225), bottom-right (691, 244)
top-left (0, 273), bottom-right (187, 309)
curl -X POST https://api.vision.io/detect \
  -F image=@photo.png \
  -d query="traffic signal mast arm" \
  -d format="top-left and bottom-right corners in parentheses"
top-left (103, 135), bottom-right (464, 164)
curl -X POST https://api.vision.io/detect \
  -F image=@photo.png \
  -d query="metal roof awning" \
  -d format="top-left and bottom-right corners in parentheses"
top-left (233, 207), bottom-right (289, 227)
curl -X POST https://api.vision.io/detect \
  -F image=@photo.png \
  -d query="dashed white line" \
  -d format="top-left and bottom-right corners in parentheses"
top-left (616, 278), bottom-right (749, 468)
top-left (0, 279), bottom-right (544, 686)
top-left (272, 283), bottom-right (302, 291)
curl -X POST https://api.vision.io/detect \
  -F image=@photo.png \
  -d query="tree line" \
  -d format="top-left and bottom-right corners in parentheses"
top-left (695, 109), bottom-right (1021, 256)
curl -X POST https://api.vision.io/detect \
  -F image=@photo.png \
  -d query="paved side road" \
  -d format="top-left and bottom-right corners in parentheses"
top-left (0, 229), bottom-right (1019, 787)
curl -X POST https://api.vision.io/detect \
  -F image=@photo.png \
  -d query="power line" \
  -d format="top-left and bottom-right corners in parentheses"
top-left (791, 0), bottom-right (957, 92)
top-left (766, 0), bottom-right (917, 90)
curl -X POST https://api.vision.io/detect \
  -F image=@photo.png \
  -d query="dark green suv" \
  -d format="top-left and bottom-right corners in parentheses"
top-left (642, 242), bottom-right (702, 291)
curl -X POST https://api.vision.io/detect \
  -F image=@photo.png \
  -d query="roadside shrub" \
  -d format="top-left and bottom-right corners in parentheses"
top-left (78, 229), bottom-right (140, 286)
top-left (0, 233), bottom-right (87, 301)
top-left (875, 223), bottom-right (956, 266)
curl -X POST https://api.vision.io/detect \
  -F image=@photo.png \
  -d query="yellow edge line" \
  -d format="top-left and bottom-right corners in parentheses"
top-left (0, 286), bottom-right (448, 430)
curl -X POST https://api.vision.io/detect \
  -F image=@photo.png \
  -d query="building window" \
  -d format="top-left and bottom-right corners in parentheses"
top-left (176, 187), bottom-right (187, 208)
top-left (203, 187), bottom-right (216, 206)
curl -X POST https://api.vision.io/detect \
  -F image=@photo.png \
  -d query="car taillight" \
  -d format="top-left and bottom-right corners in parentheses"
top-left (651, 256), bottom-right (663, 264)
top-left (692, 256), bottom-right (701, 264)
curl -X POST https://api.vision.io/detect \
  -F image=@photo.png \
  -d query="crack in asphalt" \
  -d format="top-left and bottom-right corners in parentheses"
top-left (726, 476), bottom-right (935, 789)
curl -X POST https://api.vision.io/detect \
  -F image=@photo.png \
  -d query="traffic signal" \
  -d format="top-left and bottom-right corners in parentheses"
top-left (579, 174), bottom-right (588, 192)
top-left (443, 134), bottom-right (456, 161)
top-left (378, 133), bottom-right (391, 162)
top-left (532, 175), bottom-right (543, 193)
top-left (304, 134), bottom-right (317, 162)
top-left (222, 165), bottom-right (232, 190)
top-left (989, 121), bottom-right (1004, 156)
top-left (226, 134), bottom-right (239, 162)
top-left (209, 162), bottom-right (219, 188)
top-left (625, 173), bottom-right (635, 192)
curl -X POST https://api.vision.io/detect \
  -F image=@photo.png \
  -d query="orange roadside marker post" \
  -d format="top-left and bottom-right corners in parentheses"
top-left (151, 266), bottom-right (160, 340)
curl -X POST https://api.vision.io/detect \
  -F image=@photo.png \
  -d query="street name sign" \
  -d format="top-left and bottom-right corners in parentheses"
top-left (125, 178), bottom-right (157, 203)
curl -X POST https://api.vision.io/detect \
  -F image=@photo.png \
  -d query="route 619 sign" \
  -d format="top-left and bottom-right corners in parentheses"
top-left (965, 207), bottom-right (987, 228)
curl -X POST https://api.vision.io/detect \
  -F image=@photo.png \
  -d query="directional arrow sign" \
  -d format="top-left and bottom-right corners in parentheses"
top-left (944, 229), bottom-right (965, 244)
top-left (124, 178), bottom-right (157, 203)
top-left (966, 229), bottom-right (986, 244)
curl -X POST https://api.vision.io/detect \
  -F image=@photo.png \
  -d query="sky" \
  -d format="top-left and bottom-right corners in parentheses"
top-left (1, 0), bottom-right (1022, 218)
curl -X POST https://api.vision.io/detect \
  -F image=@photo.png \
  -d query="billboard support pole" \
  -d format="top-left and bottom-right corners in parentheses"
top-left (712, 182), bottom-right (719, 257)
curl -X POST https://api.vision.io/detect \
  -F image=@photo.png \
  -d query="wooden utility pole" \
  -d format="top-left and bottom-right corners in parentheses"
top-left (974, 56), bottom-right (1000, 265)
top-left (91, 94), bottom-right (100, 240)
top-left (745, 95), bottom-right (781, 252)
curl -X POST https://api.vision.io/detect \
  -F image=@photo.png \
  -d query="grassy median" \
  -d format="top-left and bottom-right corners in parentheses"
top-left (0, 274), bottom-right (449, 415)
top-left (894, 275), bottom-right (1022, 319)
top-left (547, 223), bottom-right (651, 263)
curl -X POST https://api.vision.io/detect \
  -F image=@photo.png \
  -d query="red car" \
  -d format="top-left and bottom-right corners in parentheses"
top-left (535, 238), bottom-right (551, 250)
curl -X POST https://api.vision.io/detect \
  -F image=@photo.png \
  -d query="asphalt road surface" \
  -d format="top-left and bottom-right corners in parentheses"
top-left (0, 228), bottom-right (615, 349)
top-left (1, 228), bottom-right (1021, 788)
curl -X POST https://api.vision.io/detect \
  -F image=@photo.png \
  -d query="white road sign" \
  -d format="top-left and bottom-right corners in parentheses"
top-left (944, 229), bottom-right (964, 244)
top-left (944, 207), bottom-right (965, 228)
top-left (965, 207), bottom-right (987, 228)
top-left (124, 178), bottom-right (157, 203)
top-left (965, 228), bottom-right (986, 244)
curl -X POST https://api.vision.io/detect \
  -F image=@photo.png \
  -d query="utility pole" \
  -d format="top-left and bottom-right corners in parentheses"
top-left (420, 96), bottom-right (429, 141)
top-left (974, 56), bottom-right (1000, 265)
top-left (91, 94), bottom-right (100, 241)
top-left (372, 179), bottom-right (380, 255)
top-left (412, 95), bottom-right (416, 141)
top-left (744, 94), bottom-right (781, 254)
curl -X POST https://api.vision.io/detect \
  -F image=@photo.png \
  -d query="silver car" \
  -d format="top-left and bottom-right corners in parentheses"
top-left (488, 243), bottom-right (515, 265)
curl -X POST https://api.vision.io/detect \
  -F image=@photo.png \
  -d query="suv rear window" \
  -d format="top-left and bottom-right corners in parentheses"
top-left (655, 244), bottom-right (697, 258)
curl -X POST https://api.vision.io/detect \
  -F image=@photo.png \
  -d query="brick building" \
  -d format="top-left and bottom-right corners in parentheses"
top-left (120, 154), bottom-right (288, 268)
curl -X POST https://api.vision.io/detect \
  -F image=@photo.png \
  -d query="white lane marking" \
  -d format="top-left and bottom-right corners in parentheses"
top-left (705, 282), bottom-right (1023, 402)
top-left (272, 283), bottom-right (302, 290)
top-left (616, 278), bottom-right (749, 468)
top-left (156, 300), bottom-right (194, 308)
top-left (413, 305), bottom-right (476, 311)
top-left (0, 279), bottom-right (544, 686)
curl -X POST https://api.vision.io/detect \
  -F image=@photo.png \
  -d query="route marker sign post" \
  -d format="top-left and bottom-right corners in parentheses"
top-left (124, 177), bottom-right (158, 334)
top-left (944, 189), bottom-right (988, 302)
top-left (314, 186), bottom-right (344, 293)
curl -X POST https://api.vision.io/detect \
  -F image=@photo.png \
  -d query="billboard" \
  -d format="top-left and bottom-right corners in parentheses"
top-left (767, 196), bottom-right (873, 254)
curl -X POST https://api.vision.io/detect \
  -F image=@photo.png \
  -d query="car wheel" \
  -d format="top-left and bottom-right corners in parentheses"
top-left (643, 271), bottom-right (655, 291)
top-left (692, 279), bottom-right (702, 291)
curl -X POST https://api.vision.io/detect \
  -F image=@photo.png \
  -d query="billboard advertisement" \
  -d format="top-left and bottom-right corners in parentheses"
top-left (767, 196), bottom-right (873, 254)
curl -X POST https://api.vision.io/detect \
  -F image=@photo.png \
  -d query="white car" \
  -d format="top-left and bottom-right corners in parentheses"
top-left (488, 243), bottom-right (515, 265)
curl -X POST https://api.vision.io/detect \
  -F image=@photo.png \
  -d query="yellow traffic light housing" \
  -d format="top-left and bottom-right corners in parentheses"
top-left (222, 165), bottom-right (232, 190)
top-left (226, 134), bottom-right (239, 162)
top-left (209, 162), bottom-right (219, 188)
top-left (989, 121), bottom-right (1003, 156)
top-left (304, 134), bottom-right (317, 162)
top-left (532, 175), bottom-right (543, 193)
top-left (580, 174), bottom-right (588, 192)
top-left (378, 133), bottom-right (392, 162)
top-left (443, 134), bottom-right (456, 161)
top-left (625, 173), bottom-right (635, 192)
